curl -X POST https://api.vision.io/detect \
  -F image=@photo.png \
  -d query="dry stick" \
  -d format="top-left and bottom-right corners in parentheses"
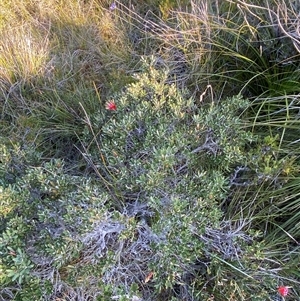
top-left (276, 6), bottom-right (300, 53)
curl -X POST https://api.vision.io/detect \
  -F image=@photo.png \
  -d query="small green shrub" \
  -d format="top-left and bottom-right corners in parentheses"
top-left (77, 58), bottom-right (287, 300)
top-left (0, 141), bottom-right (110, 299)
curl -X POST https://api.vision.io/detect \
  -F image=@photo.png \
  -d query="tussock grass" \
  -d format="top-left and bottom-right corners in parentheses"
top-left (0, 25), bottom-right (49, 83)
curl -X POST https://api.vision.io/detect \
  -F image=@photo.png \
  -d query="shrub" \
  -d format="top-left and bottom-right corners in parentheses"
top-left (0, 141), bottom-right (109, 300)
top-left (77, 58), bottom-right (287, 300)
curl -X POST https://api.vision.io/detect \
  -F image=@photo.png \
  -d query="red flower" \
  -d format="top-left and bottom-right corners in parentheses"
top-left (105, 101), bottom-right (117, 111)
top-left (278, 286), bottom-right (289, 297)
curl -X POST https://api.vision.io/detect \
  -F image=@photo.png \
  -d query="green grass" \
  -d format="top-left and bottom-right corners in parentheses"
top-left (1, 0), bottom-right (300, 300)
